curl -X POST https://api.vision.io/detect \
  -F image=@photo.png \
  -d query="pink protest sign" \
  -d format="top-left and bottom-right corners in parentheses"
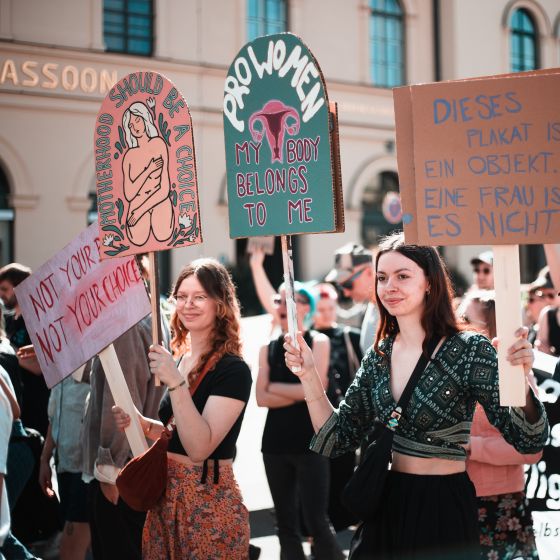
top-left (94, 71), bottom-right (202, 259)
top-left (14, 223), bottom-right (151, 388)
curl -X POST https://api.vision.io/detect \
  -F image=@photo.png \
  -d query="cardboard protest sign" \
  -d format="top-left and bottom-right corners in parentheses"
top-left (394, 71), bottom-right (560, 245)
top-left (94, 71), bottom-right (202, 259)
top-left (223, 33), bottom-right (344, 238)
top-left (14, 223), bottom-right (151, 388)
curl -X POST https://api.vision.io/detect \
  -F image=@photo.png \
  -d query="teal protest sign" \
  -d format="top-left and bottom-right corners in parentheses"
top-left (223, 33), bottom-right (343, 238)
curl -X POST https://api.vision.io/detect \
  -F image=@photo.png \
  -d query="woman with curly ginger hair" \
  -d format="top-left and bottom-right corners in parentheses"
top-left (113, 258), bottom-right (252, 559)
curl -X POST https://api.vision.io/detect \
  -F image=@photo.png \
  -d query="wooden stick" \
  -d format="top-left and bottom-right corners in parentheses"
top-left (98, 344), bottom-right (148, 457)
top-left (281, 235), bottom-right (300, 373)
top-left (148, 252), bottom-right (163, 386)
top-left (493, 244), bottom-right (526, 406)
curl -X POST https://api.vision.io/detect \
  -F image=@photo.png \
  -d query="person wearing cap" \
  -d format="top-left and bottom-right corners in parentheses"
top-left (535, 269), bottom-right (560, 357)
top-left (326, 243), bottom-right (377, 354)
top-left (470, 250), bottom-right (494, 291)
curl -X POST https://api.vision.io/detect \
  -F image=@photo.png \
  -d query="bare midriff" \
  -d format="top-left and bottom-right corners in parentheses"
top-left (391, 451), bottom-right (466, 475)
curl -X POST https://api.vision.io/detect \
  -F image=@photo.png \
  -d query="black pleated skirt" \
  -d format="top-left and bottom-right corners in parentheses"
top-left (349, 471), bottom-right (480, 560)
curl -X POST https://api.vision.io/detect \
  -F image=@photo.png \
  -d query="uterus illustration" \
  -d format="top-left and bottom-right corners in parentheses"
top-left (249, 100), bottom-right (300, 163)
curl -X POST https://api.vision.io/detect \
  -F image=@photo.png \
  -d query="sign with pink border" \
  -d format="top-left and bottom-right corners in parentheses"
top-left (94, 71), bottom-right (202, 258)
top-left (14, 223), bottom-right (151, 388)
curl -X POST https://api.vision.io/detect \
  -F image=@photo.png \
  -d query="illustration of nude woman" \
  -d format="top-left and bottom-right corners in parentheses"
top-left (122, 100), bottom-right (174, 246)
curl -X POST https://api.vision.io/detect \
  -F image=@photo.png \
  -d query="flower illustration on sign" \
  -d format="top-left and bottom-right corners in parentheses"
top-left (103, 234), bottom-right (115, 247)
top-left (249, 100), bottom-right (300, 163)
top-left (178, 213), bottom-right (192, 229)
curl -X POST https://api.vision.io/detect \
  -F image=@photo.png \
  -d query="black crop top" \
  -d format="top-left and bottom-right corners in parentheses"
top-left (158, 353), bottom-right (252, 459)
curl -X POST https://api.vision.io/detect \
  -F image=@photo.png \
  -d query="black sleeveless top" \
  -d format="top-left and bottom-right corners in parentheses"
top-left (261, 331), bottom-right (316, 455)
top-left (159, 353), bottom-right (252, 459)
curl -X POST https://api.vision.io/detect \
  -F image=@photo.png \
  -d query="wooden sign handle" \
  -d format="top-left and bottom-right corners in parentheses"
top-left (98, 344), bottom-right (148, 457)
top-left (148, 252), bottom-right (163, 386)
top-left (281, 235), bottom-right (300, 373)
top-left (493, 244), bottom-right (526, 406)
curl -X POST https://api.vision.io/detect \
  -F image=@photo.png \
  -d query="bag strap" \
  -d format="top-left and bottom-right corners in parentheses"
top-left (386, 336), bottom-right (441, 431)
top-left (167, 354), bottom-right (218, 427)
top-left (188, 354), bottom-right (218, 396)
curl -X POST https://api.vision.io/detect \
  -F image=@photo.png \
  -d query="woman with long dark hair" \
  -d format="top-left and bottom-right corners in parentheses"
top-left (284, 232), bottom-right (548, 560)
top-left (114, 258), bottom-right (252, 559)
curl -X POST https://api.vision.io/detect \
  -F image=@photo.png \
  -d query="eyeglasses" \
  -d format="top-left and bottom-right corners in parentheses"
top-left (168, 293), bottom-right (208, 306)
top-left (273, 295), bottom-right (309, 306)
top-left (473, 267), bottom-right (492, 275)
top-left (340, 267), bottom-right (367, 290)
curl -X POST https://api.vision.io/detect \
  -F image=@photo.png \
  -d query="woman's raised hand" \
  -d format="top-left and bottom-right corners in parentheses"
top-left (148, 344), bottom-right (184, 387)
top-left (284, 332), bottom-right (315, 378)
top-left (494, 326), bottom-right (535, 378)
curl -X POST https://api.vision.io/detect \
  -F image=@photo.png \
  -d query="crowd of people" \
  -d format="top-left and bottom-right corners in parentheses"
top-left (0, 235), bottom-right (557, 560)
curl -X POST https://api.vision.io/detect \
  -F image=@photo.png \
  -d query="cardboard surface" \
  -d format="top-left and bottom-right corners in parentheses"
top-left (394, 70), bottom-right (560, 245)
top-left (14, 223), bottom-right (151, 388)
top-left (223, 33), bottom-right (342, 238)
top-left (94, 71), bottom-right (202, 258)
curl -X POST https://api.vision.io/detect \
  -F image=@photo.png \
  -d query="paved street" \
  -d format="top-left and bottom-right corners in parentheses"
top-left (235, 315), bottom-right (354, 558)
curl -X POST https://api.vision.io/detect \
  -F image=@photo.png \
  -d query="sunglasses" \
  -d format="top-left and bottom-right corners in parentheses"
top-left (273, 295), bottom-right (309, 306)
top-left (528, 291), bottom-right (557, 303)
top-left (473, 267), bottom-right (492, 275)
top-left (340, 267), bottom-right (367, 290)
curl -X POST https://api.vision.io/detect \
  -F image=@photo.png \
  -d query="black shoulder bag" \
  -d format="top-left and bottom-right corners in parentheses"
top-left (341, 336), bottom-right (440, 522)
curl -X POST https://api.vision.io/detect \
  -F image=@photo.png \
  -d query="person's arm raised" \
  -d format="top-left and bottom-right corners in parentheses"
top-left (284, 332), bottom-right (334, 432)
top-left (249, 248), bottom-right (278, 318)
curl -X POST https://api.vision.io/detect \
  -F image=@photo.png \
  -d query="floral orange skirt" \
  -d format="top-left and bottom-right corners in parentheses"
top-left (142, 457), bottom-right (249, 560)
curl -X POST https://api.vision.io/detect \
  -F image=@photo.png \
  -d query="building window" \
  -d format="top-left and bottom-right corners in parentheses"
top-left (104, 0), bottom-right (154, 56)
top-left (0, 165), bottom-right (14, 267)
top-left (247, 0), bottom-right (287, 41)
top-left (510, 8), bottom-right (538, 72)
top-left (361, 171), bottom-right (401, 245)
top-left (369, 0), bottom-right (404, 88)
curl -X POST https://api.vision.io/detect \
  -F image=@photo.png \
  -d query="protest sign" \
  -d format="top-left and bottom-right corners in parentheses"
top-left (394, 70), bottom-right (560, 246)
top-left (14, 223), bottom-right (150, 388)
top-left (223, 33), bottom-right (344, 359)
top-left (94, 71), bottom-right (202, 259)
top-left (394, 70), bottom-right (560, 405)
top-left (223, 33), bottom-right (344, 238)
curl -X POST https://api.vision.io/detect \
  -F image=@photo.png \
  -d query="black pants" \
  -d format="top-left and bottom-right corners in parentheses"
top-left (349, 471), bottom-right (480, 560)
top-left (88, 479), bottom-right (146, 560)
top-left (263, 452), bottom-right (344, 560)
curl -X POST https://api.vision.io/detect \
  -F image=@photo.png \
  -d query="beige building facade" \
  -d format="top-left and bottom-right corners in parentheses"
top-left (0, 0), bottom-right (559, 291)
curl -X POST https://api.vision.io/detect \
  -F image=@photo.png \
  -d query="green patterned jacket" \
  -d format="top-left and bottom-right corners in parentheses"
top-left (311, 331), bottom-right (548, 461)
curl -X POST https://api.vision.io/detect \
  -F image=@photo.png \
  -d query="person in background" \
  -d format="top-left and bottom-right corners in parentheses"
top-left (0, 263), bottom-right (49, 437)
top-left (81, 314), bottom-right (164, 560)
top-left (524, 268), bottom-right (557, 345)
top-left (114, 258), bottom-right (252, 559)
top-left (39, 370), bottom-right (91, 560)
top-left (325, 243), bottom-right (376, 354)
top-left (312, 282), bottom-right (361, 531)
top-left (0, 369), bottom-right (15, 557)
top-left (0, 366), bottom-right (38, 560)
top-left (534, 269), bottom-right (560, 356)
top-left (461, 290), bottom-right (541, 560)
top-left (252, 254), bottom-right (344, 560)
top-left (469, 251), bottom-right (494, 291)
top-left (284, 232), bottom-right (547, 560)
